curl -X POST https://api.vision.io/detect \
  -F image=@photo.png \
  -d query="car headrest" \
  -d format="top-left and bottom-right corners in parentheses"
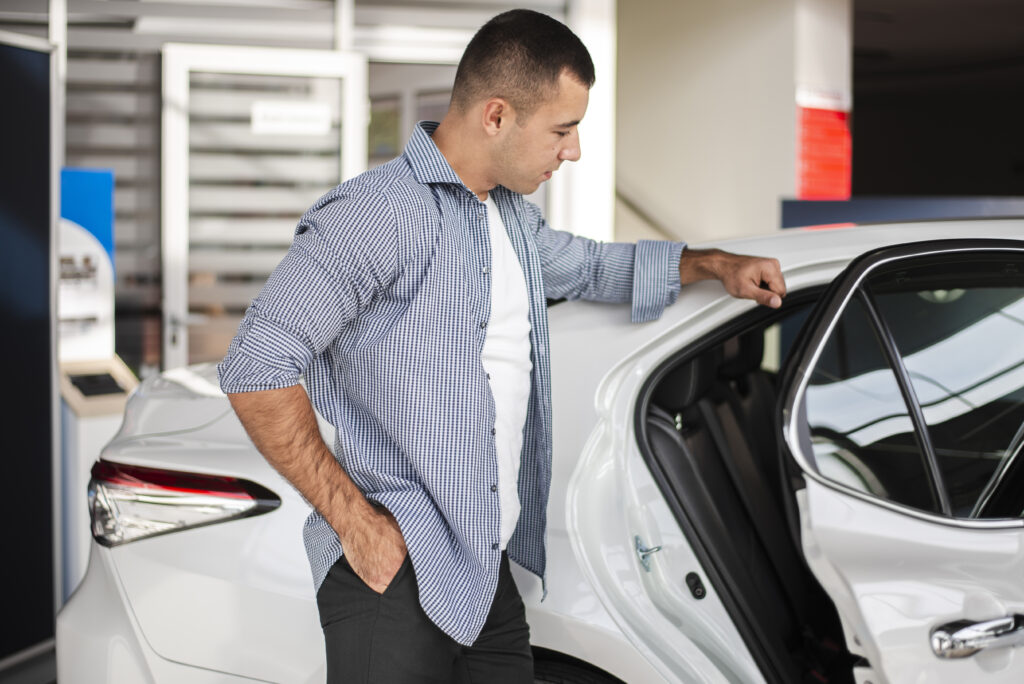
top-left (652, 349), bottom-right (719, 411)
top-left (719, 330), bottom-right (764, 379)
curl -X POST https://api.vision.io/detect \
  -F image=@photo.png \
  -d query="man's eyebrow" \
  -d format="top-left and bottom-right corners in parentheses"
top-left (555, 120), bottom-right (581, 128)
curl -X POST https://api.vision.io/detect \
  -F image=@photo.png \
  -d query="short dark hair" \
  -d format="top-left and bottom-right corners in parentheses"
top-left (450, 9), bottom-right (595, 118)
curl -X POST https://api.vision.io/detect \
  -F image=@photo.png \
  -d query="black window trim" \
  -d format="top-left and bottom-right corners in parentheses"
top-left (857, 287), bottom-right (952, 516)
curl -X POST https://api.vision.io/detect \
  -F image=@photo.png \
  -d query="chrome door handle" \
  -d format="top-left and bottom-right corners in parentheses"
top-left (634, 535), bottom-right (662, 572)
top-left (931, 615), bottom-right (1024, 658)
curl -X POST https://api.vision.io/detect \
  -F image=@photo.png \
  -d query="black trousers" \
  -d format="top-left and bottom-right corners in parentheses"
top-left (316, 551), bottom-right (533, 683)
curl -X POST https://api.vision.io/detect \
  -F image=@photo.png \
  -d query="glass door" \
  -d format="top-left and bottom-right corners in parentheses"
top-left (162, 44), bottom-right (367, 369)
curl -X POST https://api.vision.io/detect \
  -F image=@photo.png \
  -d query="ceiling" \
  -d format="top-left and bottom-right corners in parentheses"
top-left (854, 0), bottom-right (1024, 93)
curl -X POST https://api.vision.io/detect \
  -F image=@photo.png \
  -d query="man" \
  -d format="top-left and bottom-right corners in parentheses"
top-left (219, 9), bottom-right (785, 684)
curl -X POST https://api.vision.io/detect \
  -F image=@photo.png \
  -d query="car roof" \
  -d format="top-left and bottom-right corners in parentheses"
top-left (551, 218), bottom-right (1024, 331)
top-left (546, 219), bottom-right (1024, 403)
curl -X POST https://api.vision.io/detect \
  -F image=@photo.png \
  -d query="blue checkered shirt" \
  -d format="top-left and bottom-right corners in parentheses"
top-left (218, 121), bottom-right (685, 646)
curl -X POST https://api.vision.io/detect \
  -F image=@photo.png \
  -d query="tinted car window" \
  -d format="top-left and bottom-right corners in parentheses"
top-left (805, 295), bottom-right (940, 512)
top-left (867, 262), bottom-right (1024, 518)
top-left (803, 251), bottom-right (1024, 519)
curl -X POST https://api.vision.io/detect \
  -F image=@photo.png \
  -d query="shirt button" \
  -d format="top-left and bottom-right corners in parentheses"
top-left (491, 543), bottom-right (499, 550)
top-left (491, 427), bottom-right (496, 435)
top-left (482, 266), bottom-right (489, 274)
top-left (480, 321), bottom-right (487, 329)
top-left (486, 373), bottom-right (491, 380)
top-left (490, 484), bottom-right (497, 492)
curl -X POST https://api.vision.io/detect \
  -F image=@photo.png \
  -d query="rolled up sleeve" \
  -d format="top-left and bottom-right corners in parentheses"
top-left (218, 312), bottom-right (314, 392)
top-left (218, 190), bottom-right (399, 394)
top-left (630, 239), bottom-right (685, 323)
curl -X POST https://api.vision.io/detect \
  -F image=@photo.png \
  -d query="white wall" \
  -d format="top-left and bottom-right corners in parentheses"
top-left (549, 0), bottom-right (617, 243)
top-left (616, 0), bottom-right (849, 244)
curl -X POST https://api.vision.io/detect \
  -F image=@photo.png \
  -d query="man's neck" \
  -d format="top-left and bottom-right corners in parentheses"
top-left (431, 117), bottom-right (494, 202)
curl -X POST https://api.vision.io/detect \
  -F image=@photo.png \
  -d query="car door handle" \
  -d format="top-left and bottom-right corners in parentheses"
top-left (930, 615), bottom-right (1024, 658)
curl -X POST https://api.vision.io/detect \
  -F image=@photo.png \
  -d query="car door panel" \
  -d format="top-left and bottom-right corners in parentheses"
top-left (799, 480), bottom-right (1024, 683)
top-left (782, 239), bottom-right (1024, 684)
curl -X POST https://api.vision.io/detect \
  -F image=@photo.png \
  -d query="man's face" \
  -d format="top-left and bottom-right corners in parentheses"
top-left (493, 70), bottom-right (589, 195)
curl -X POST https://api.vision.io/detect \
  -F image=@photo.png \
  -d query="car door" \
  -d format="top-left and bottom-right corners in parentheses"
top-left (779, 238), bottom-right (1024, 684)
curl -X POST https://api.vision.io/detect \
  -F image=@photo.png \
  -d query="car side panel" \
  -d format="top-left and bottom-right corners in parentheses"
top-left (57, 545), bottom-right (281, 683)
top-left (107, 493), bottom-right (324, 683)
top-left (513, 532), bottom-right (671, 683)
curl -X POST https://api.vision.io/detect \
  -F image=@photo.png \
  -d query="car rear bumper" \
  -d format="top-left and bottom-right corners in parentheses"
top-left (56, 543), bottom-right (264, 683)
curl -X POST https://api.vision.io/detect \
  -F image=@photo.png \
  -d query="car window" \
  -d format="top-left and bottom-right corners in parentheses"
top-left (764, 305), bottom-right (814, 373)
top-left (805, 295), bottom-right (941, 512)
top-left (802, 252), bottom-right (1024, 519)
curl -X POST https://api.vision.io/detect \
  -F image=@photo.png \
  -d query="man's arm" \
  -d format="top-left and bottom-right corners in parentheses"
top-left (679, 248), bottom-right (786, 308)
top-left (525, 201), bottom-right (680, 321)
top-left (525, 199), bottom-right (787, 317)
top-left (227, 385), bottom-right (406, 593)
top-left (218, 192), bottom-right (405, 592)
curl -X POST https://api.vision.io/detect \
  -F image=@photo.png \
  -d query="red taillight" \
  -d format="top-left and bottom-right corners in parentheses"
top-left (88, 461), bottom-right (281, 547)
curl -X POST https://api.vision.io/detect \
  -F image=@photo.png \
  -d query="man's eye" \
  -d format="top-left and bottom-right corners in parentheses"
top-left (555, 131), bottom-right (569, 137)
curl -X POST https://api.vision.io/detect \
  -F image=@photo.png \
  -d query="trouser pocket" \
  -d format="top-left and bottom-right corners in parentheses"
top-left (315, 556), bottom-right (382, 630)
top-left (336, 553), bottom-right (410, 596)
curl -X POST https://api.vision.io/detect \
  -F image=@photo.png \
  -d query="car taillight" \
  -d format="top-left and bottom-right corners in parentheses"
top-left (88, 460), bottom-right (281, 547)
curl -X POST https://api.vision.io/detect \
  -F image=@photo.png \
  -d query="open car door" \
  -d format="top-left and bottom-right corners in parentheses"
top-left (779, 239), bottom-right (1024, 684)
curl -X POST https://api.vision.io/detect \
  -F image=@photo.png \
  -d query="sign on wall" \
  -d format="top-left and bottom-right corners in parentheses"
top-left (60, 168), bottom-right (116, 363)
top-left (796, 89), bottom-right (852, 200)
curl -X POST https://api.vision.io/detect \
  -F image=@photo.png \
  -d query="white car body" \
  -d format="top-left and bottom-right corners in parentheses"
top-left (57, 220), bottom-right (1024, 683)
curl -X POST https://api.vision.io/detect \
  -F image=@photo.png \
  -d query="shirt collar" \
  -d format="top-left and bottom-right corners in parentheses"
top-left (403, 121), bottom-right (468, 188)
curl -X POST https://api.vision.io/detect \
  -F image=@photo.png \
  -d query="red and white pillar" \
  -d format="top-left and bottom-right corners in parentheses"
top-left (795, 0), bottom-right (852, 200)
top-left (616, 0), bottom-right (853, 242)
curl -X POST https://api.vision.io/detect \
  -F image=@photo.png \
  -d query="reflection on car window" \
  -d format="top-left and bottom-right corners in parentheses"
top-left (867, 275), bottom-right (1024, 518)
top-left (805, 296), bottom-right (941, 513)
top-left (803, 252), bottom-right (1024, 519)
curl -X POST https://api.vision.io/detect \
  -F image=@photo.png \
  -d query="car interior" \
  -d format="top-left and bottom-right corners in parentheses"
top-left (804, 280), bottom-right (1024, 518)
top-left (637, 294), bottom-right (859, 684)
top-left (637, 249), bottom-right (1024, 684)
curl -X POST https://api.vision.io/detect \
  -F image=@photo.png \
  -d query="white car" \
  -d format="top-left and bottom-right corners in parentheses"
top-left (57, 220), bottom-right (1024, 684)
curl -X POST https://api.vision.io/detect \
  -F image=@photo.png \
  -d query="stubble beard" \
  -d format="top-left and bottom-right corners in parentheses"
top-left (491, 127), bottom-right (535, 195)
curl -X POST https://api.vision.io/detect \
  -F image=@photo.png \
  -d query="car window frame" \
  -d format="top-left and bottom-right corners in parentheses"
top-left (632, 287), bottom-right (825, 684)
top-left (780, 238), bottom-right (1024, 531)
top-left (855, 286), bottom-right (951, 515)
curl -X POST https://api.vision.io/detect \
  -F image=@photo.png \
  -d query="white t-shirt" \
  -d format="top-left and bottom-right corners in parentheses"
top-left (480, 194), bottom-right (533, 550)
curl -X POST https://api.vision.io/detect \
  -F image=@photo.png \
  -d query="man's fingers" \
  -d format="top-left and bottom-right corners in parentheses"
top-left (725, 255), bottom-right (785, 308)
top-left (737, 279), bottom-right (782, 308)
top-left (759, 289), bottom-right (783, 309)
top-left (759, 259), bottom-right (787, 299)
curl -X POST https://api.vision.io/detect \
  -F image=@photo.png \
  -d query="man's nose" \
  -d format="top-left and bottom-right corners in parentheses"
top-left (559, 131), bottom-right (581, 162)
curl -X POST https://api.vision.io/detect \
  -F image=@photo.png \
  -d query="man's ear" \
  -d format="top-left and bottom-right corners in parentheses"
top-left (481, 98), bottom-right (511, 137)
